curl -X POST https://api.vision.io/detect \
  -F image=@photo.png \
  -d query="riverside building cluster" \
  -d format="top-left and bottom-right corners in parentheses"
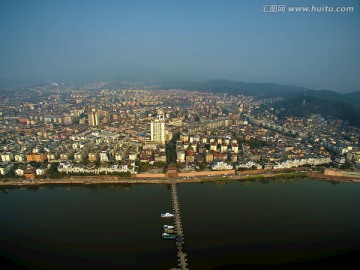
top-left (0, 82), bottom-right (359, 179)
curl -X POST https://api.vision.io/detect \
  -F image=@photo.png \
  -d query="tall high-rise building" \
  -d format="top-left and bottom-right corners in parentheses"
top-left (88, 108), bottom-right (99, 126)
top-left (238, 104), bottom-right (243, 114)
top-left (151, 110), bottom-right (165, 144)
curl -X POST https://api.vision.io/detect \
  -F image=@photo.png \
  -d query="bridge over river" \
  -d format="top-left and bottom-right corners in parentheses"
top-left (169, 183), bottom-right (189, 270)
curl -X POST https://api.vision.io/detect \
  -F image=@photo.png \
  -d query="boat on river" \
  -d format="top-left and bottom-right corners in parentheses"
top-left (161, 212), bottom-right (175, 218)
top-left (162, 233), bottom-right (177, 240)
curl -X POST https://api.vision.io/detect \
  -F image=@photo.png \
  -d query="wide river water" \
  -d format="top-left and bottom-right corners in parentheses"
top-left (1, 178), bottom-right (360, 269)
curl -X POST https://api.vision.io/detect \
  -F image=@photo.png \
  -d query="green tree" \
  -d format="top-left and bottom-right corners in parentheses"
top-left (139, 162), bottom-right (150, 172)
top-left (153, 161), bottom-right (167, 168)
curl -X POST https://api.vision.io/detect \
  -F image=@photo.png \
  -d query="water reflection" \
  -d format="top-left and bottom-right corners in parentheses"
top-left (0, 179), bottom-right (360, 269)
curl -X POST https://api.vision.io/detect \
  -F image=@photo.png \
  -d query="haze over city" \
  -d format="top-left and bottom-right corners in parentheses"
top-left (0, 0), bottom-right (359, 92)
top-left (2, 1), bottom-right (360, 269)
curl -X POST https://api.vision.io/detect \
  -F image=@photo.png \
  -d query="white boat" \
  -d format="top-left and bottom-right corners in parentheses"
top-left (161, 213), bottom-right (175, 218)
top-left (162, 233), bottom-right (176, 239)
top-left (163, 225), bottom-right (174, 229)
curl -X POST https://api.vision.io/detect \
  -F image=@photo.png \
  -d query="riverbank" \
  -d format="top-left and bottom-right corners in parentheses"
top-left (308, 172), bottom-right (360, 183)
top-left (1, 171), bottom-right (360, 187)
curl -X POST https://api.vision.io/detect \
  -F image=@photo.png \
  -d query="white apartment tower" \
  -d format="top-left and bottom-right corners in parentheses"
top-left (151, 110), bottom-right (165, 144)
top-left (88, 108), bottom-right (99, 126)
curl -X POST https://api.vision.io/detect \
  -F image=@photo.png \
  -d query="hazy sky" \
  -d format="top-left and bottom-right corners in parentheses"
top-left (0, 0), bottom-right (359, 92)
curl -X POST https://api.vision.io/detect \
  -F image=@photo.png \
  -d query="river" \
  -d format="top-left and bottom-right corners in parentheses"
top-left (0, 178), bottom-right (360, 269)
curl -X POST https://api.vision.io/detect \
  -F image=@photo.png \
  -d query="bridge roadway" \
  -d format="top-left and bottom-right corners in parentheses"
top-left (170, 183), bottom-right (189, 270)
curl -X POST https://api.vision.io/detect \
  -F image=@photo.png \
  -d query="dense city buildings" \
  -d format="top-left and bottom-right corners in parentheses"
top-left (0, 82), bottom-right (359, 179)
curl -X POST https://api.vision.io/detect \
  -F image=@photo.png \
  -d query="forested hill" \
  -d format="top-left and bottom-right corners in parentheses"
top-left (159, 79), bottom-right (360, 127)
top-left (159, 79), bottom-right (309, 97)
top-left (273, 95), bottom-right (360, 127)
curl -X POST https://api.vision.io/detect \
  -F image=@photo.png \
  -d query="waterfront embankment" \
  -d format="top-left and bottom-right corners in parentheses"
top-left (1, 169), bottom-right (360, 187)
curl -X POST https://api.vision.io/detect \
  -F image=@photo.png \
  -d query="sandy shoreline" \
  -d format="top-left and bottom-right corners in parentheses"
top-left (1, 171), bottom-right (360, 187)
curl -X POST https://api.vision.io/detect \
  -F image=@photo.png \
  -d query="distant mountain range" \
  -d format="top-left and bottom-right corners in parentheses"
top-left (159, 79), bottom-right (309, 97)
top-left (159, 79), bottom-right (360, 127)
top-left (0, 78), bottom-right (50, 89)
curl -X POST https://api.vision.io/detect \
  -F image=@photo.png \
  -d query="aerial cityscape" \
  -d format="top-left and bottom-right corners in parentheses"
top-left (0, 0), bottom-right (360, 269)
top-left (0, 81), bottom-right (359, 182)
